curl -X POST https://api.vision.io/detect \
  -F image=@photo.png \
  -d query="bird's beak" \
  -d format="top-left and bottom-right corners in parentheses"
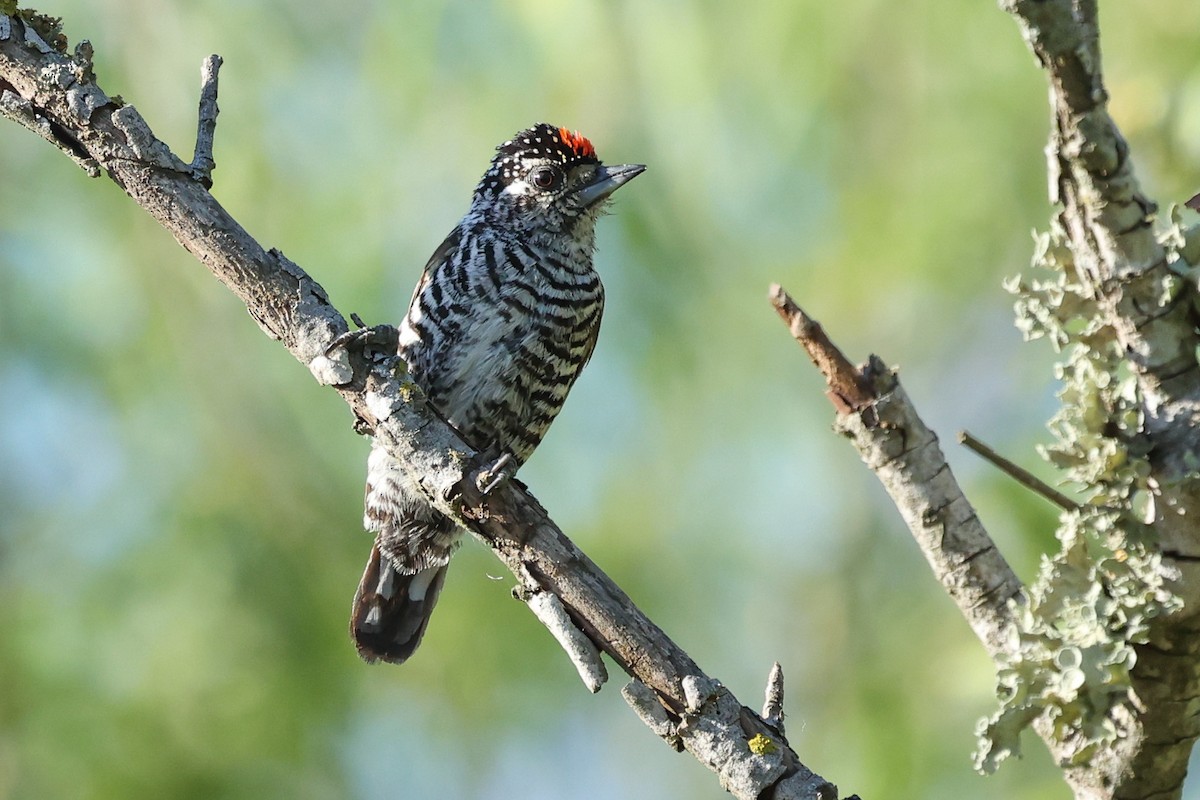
top-left (574, 163), bottom-right (646, 207)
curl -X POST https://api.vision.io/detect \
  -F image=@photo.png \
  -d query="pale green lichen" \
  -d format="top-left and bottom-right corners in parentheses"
top-left (977, 221), bottom-right (1189, 773)
top-left (976, 508), bottom-right (1178, 772)
top-left (1163, 205), bottom-right (1200, 318)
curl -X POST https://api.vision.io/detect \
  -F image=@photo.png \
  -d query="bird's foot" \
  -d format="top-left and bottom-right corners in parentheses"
top-left (325, 313), bottom-right (400, 360)
top-left (475, 452), bottom-right (515, 495)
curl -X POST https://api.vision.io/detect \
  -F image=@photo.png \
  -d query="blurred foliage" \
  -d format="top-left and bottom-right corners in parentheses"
top-left (2, 1), bottom-right (1199, 798)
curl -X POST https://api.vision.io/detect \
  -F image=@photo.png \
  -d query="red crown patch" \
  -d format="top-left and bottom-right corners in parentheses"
top-left (558, 127), bottom-right (596, 160)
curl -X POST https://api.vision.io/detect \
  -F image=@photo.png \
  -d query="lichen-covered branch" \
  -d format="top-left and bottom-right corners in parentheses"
top-left (771, 278), bottom-right (1193, 797)
top-left (0, 10), bottom-right (845, 800)
top-left (1002, 0), bottom-right (1200, 550)
top-left (771, 2), bottom-right (1200, 797)
top-left (998, 1), bottom-right (1200, 796)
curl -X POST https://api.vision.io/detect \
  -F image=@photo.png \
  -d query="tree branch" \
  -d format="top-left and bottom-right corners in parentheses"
top-left (770, 285), bottom-right (1023, 662)
top-left (1000, 1), bottom-right (1200, 796)
top-left (769, 285), bottom-right (1188, 797)
top-left (770, 1), bottom-right (1200, 795)
top-left (761, 662), bottom-right (786, 736)
top-left (1003, 0), bottom-right (1200, 557)
top-left (0, 11), bottom-right (846, 800)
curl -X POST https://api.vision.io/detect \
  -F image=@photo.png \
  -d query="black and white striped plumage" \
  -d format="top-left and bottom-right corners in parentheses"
top-left (352, 124), bottom-right (644, 663)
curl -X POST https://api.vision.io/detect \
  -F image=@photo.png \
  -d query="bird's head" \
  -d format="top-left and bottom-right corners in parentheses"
top-left (472, 123), bottom-right (644, 236)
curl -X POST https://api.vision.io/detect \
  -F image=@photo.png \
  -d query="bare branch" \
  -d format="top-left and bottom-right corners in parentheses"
top-left (771, 285), bottom-right (1023, 661)
top-left (515, 586), bottom-right (607, 693)
top-left (769, 283), bottom-right (872, 413)
top-left (0, 30), bottom-right (99, 176)
top-left (190, 54), bottom-right (221, 187)
top-left (622, 680), bottom-right (682, 750)
top-left (0, 13), bottom-right (844, 800)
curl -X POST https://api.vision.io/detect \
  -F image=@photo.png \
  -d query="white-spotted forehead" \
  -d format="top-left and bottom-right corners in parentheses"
top-left (478, 124), bottom-right (599, 196)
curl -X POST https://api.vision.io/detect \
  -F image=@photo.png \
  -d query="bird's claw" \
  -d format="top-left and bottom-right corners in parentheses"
top-left (325, 315), bottom-right (400, 360)
top-left (476, 452), bottom-right (514, 495)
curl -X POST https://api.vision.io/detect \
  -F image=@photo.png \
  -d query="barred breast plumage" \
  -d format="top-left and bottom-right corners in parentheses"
top-left (350, 124), bottom-right (643, 663)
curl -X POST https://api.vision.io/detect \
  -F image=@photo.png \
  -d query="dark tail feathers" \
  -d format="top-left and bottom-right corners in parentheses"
top-left (351, 543), bottom-right (448, 664)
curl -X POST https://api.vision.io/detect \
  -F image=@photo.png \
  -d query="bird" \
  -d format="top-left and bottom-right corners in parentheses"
top-left (350, 123), bottom-right (644, 664)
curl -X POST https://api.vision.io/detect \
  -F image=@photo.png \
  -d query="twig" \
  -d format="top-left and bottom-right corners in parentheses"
top-left (516, 586), bottom-right (608, 693)
top-left (761, 662), bottom-right (786, 735)
top-left (623, 679), bottom-right (682, 750)
top-left (190, 54), bottom-right (221, 187)
top-left (768, 284), bottom-right (873, 413)
top-left (958, 430), bottom-right (1079, 511)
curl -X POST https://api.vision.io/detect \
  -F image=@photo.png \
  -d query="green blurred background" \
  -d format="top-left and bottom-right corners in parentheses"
top-left (2, 1), bottom-right (1199, 798)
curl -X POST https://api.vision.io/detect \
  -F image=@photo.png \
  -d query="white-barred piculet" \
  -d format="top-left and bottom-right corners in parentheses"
top-left (352, 123), bottom-right (644, 663)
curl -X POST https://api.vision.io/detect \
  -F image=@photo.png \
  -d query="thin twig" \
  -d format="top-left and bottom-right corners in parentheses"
top-left (958, 430), bottom-right (1079, 512)
top-left (190, 54), bottom-right (222, 187)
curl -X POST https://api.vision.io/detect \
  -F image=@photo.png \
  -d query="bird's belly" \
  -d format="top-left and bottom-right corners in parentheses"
top-left (418, 310), bottom-right (589, 462)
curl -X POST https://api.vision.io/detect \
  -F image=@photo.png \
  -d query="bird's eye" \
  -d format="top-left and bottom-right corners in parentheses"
top-left (529, 166), bottom-right (560, 190)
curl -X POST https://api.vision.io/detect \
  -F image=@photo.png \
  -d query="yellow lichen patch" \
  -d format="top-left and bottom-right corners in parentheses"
top-left (748, 734), bottom-right (776, 756)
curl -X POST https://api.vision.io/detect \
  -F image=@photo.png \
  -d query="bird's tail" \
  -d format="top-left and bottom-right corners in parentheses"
top-left (351, 543), bottom-right (448, 664)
